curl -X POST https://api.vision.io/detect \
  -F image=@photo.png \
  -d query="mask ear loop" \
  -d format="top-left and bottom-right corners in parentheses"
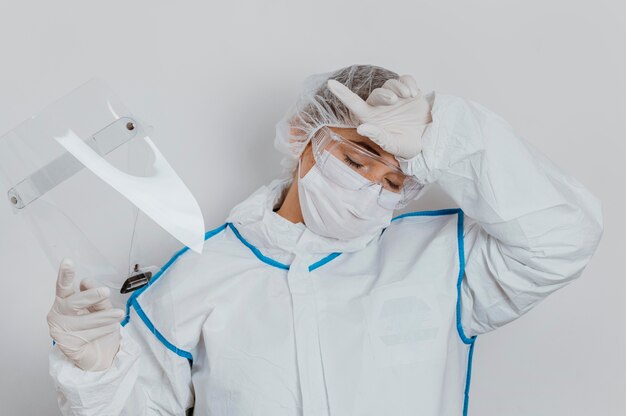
top-left (297, 156), bottom-right (303, 180)
top-left (297, 154), bottom-right (313, 183)
top-left (298, 141), bottom-right (317, 182)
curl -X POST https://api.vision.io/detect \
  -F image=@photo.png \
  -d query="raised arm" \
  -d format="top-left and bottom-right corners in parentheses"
top-left (326, 76), bottom-right (604, 338)
top-left (401, 93), bottom-right (604, 337)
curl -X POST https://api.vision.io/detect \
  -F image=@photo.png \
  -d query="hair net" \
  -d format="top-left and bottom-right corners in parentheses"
top-left (273, 64), bottom-right (400, 176)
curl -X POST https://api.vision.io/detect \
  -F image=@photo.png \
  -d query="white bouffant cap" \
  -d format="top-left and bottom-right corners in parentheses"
top-left (273, 64), bottom-right (399, 176)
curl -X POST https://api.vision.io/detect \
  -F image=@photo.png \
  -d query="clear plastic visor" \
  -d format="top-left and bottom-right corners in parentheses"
top-left (308, 125), bottom-right (424, 209)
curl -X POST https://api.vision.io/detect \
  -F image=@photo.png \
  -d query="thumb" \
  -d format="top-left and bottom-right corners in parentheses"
top-left (357, 124), bottom-right (398, 156)
top-left (356, 123), bottom-right (384, 141)
top-left (326, 79), bottom-right (370, 118)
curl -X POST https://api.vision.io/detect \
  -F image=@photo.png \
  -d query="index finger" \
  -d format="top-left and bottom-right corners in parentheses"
top-left (80, 278), bottom-right (114, 312)
top-left (56, 258), bottom-right (76, 299)
top-left (326, 79), bottom-right (371, 118)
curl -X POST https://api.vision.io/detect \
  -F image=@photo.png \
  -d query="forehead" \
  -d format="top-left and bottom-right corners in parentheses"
top-left (327, 126), bottom-right (400, 168)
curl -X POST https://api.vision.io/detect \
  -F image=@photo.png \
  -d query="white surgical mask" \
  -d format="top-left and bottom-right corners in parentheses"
top-left (297, 158), bottom-right (396, 241)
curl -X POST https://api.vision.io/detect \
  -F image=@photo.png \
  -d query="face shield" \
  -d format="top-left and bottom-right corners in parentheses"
top-left (0, 79), bottom-right (205, 308)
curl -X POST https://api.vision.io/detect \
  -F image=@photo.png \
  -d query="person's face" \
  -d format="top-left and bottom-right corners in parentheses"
top-left (298, 127), bottom-right (403, 191)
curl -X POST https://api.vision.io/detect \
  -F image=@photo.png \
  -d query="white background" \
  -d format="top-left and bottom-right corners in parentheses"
top-left (0, 1), bottom-right (623, 414)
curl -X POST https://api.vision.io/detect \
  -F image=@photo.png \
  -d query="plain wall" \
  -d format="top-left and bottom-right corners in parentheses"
top-left (0, 1), bottom-right (623, 414)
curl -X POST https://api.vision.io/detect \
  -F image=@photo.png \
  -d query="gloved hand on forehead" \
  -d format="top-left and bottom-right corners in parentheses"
top-left (326, 74), bottom-right (432, 159)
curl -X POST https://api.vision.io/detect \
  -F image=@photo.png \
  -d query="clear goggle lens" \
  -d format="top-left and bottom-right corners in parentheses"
top-left (309, 126), bottom-right (424, 209)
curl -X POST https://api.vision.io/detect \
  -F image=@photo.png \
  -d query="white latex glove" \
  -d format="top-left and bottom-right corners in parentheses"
top-left (326, 75), bottom-right (432, 159)
top-left (47, 258), bottom-right (125, 371)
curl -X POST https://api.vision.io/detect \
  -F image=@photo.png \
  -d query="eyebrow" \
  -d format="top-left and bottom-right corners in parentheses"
top-left (349, 138), bottom-right (381, 157)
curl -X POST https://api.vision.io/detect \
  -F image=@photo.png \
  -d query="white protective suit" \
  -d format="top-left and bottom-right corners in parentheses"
top-left (49, 90), bottom-right (604, 416)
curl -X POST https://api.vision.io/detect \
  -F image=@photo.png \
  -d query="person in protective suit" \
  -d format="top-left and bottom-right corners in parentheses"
top-left (47, 64), bottom-right (604, 415)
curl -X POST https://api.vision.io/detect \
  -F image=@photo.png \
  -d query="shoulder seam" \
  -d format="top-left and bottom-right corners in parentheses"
top-left (455, 210), bottom-right (477, 345)
top-left (119, 222), bottom-right (229, 360)
top-left (391, 208), bottom-right (461, 222)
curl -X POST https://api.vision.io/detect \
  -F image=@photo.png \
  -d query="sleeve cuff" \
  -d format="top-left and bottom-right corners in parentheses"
top-left (49, 325), bottom-right (141, 414)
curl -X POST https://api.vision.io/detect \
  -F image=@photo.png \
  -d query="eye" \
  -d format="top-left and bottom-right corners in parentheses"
top-left (384, 177), bottom-right (402, 191)
top-left (343, 156), bottom-right (364, 169)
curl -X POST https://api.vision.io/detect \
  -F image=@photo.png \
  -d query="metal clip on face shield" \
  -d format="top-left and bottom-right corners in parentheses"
top-left (0, 79), bottom-right (206, 307)
top-left (120, 264), bottom-right (157, 294)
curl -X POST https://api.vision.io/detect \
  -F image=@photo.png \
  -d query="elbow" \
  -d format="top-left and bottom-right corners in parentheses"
top-left (572, 194), bottom-right (604, 267)
top-left (531, 203), bottom-right (604, 286)
top-left (512, 199), bottom-right (604, 289)
top-left (572, 181), bottom-right (604, 262)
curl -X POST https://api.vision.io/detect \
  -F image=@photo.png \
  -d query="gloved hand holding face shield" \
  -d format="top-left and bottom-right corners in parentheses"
top-left (0, 79), bottom-right (207, 372)
top-left (47, 258), bottom-right (125, 371)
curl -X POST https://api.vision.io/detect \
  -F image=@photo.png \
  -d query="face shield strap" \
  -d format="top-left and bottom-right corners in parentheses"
top-left (306, 123), bottom-right (356, 142)
top-left (8, 117), bottom-right (140, 210)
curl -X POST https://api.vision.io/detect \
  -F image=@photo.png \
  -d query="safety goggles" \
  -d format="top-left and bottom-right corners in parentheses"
top-left (308, 126), bottom-right (424, 209)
